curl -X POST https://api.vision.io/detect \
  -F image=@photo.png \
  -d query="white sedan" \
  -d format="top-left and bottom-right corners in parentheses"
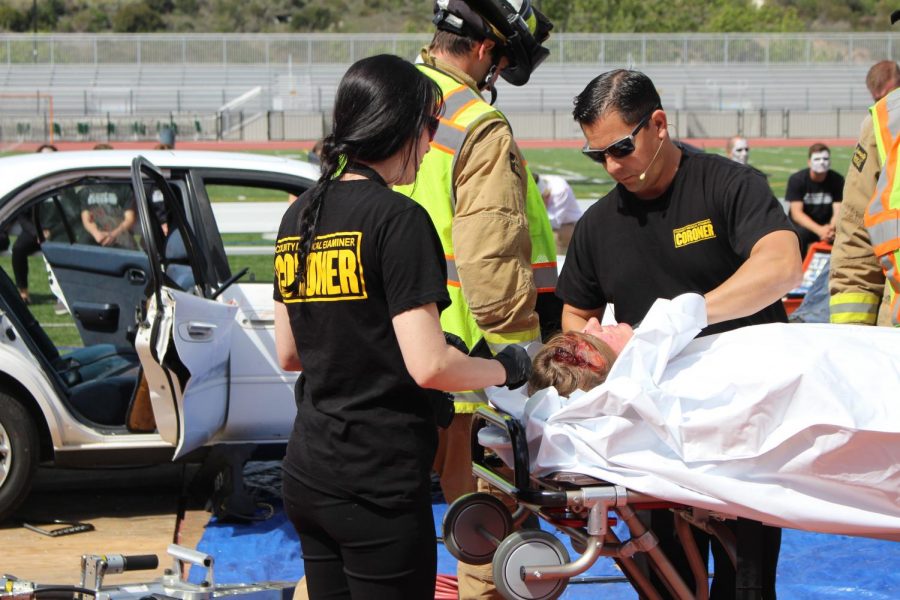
top-left (0, 150), bottom-right (319, 520)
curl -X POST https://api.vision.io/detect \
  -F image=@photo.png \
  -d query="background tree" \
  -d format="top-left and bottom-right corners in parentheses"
top-left (0, 0), bottom-right (888, 33)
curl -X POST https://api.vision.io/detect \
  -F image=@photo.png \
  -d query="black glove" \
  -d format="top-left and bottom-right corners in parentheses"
top-left (425, 389), bottom-right (456, 429)
top-left (493, 344), bottom-right (532, 390)
top-left (444, 331), bottom-right (470, 355)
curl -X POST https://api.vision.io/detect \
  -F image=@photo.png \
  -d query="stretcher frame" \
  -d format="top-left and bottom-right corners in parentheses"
top-left (446, 404), bottom-right (749, 600)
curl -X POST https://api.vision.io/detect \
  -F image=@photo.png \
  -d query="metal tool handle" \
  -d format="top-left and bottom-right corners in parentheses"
top-left (122, 555), bottom-right (159, 571)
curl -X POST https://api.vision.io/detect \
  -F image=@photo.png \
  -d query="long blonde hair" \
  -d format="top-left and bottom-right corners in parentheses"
top-left (528, 331), bottom-right (618, 396)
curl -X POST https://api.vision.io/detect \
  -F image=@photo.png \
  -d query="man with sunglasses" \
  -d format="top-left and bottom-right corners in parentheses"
top-left (557, 69), bottom-right (802, 599)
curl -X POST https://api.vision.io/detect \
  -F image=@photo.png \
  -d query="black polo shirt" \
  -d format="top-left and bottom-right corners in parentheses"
top-left (558, 150), bottom-right (793, 336)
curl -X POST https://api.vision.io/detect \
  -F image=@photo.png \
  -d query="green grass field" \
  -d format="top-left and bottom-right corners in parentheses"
top-left (1, 143), bottom-right (852, 349)
top-left (266, 144), bottom-right (853, 200)
top-left (523, 145), bottom-right (854, 202)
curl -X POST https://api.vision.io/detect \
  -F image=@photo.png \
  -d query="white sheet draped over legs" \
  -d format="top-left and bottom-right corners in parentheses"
top-left (488, 294), bottom-right (900, 540)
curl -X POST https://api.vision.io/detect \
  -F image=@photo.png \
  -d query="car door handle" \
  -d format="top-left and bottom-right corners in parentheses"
top-left (127, 268), bottom-right (147, 284)
top-left (186, 322), bottom-right (217, 339)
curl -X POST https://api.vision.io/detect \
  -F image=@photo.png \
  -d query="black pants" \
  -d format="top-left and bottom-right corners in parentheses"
top-left (282, 472), bottom-right (436, 600)
top-left (647, 511), bottom-right (780, 600)
top-left (12, 232), bottom-right (40, 291)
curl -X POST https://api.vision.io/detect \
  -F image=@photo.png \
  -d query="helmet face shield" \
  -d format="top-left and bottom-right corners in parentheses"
top-left (434, 0), bottom-right (553, 86)
top-left (498, 6), bottom-right (552, 86)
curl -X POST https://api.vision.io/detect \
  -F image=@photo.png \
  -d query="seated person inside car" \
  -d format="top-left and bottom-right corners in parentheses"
top-left (79, 183), bottom-right (137, 249)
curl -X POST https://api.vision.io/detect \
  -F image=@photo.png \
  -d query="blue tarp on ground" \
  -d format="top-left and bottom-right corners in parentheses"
top-left (190, 501), bottom-right (900, 598)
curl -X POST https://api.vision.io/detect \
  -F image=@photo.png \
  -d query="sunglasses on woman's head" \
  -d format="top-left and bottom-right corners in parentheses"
top-left (582, 109), bottom-right (657, 164)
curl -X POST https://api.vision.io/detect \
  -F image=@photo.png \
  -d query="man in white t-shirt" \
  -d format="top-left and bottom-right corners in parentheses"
top-left (535, 172), bottom-right (582, 254)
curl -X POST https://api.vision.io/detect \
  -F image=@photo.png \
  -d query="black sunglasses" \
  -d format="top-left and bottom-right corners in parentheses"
top-left (582, 109), bottom-right (657, 164)
top-left (426, 115), bottom-right (440, 141)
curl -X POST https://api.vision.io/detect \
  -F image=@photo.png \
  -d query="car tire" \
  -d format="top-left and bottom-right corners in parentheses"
top-left (0, 393), bottom-right (39, 522)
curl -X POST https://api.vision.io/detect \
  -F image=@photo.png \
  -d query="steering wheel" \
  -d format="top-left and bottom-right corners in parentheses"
top-left (211, 267), bottom-right (249, 300)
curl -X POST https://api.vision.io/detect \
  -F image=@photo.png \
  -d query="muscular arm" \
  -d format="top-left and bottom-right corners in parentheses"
top-left (392, 303), bottom-right (505, 391)
top-left (704, 229), bottom-right (802, 325)
top-left (561, 303), bottom-right (605, 333)
top-left (274, 301), bottom-right (302, 371)
top-left (452, 119), bottom-right (540, 340)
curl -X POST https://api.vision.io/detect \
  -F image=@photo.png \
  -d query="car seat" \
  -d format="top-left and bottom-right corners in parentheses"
top-left (163, 228), bottom-right (196, 291)
top-left (0, 266), bottom-right (140, 424)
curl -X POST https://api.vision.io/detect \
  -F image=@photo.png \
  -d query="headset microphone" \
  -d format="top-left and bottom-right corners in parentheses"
top-left (639, 137), bottom-right (665, 181)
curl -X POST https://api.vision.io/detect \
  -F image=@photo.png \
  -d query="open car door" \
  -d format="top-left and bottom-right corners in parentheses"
top-left (38, 182), bottom-right (151, 348)
top-left (131, 156), bottom-right (237, 459)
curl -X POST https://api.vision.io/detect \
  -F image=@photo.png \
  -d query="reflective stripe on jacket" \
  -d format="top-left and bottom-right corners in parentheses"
top-left (394, 63), bottom-right (557, 409)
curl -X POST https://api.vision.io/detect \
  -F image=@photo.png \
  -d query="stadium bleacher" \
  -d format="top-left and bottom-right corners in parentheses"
top-left (0, 32), bottom-right (895, 142)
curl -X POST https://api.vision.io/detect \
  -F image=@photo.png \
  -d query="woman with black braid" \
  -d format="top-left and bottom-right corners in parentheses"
top-left (273, 54), bottom-right (532, 600)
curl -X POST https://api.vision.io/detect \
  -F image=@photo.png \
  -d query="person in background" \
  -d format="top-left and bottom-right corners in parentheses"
top-left (561, 68), bottom-right (801, 599)
top-left (9, 143), bottom-right (59, 304)
top-left (785, 143), bottom-right (844, 254)
top-left (725, 135), bottom-right (749, 165)
top-left (534, 172), bottom-right (583, 255)
top-left (725, 135), bottom-right (774, 184)
top-left (79, 185), bottom-right (137, 249)
top-left (76, 143), bottom-right (137, 249)
top-left (865, 59), bottom-right (900, 102)
top-left (273, 54), bottom-right (531, 600)
top-left (307, 138), bottom-right (323, 167)
top-left (830, 44), bottom-right (900, 326)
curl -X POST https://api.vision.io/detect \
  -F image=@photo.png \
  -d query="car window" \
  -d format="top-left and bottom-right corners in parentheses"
top-left (196, 178), bottom-right (306, 285)
top-left (75, 182), bottom-right (139, 249)
top-left (204, 183), bottom-right (297, 203)
top-left (37, 180), bottom-right (190, 248)
top-left (33, 189), bottom-right (86, 245)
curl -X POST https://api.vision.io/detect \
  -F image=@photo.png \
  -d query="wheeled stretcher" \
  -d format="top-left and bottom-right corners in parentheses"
top-left (442, 405), bottom-right (749, 600)
top-left (443, 293), bottom-right (900, 599)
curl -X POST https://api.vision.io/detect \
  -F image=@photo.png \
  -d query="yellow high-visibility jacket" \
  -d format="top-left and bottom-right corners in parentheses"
top-left (394, 52), bottom-right (558, 410)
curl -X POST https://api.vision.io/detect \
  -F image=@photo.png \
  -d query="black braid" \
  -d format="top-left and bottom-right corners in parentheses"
top-left (296, 135), bottom-right (345, 286)
top-left (293, 54), bottom-right (442, 288)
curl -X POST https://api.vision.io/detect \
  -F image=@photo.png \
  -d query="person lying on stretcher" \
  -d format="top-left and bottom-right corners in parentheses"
top-left (526, 320), bottom-right (629, 396)
top-left (487, 293), bottom-right (900, 540)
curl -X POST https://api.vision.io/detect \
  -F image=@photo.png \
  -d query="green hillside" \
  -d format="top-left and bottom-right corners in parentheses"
top-left (0, 0), bottom-right (895, 34)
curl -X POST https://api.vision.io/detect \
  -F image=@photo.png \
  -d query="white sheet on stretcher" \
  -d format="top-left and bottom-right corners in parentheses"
top-left (487, 294), bottom-right (900, 541)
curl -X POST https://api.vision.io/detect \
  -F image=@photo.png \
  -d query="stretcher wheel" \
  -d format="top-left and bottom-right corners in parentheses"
top-left (442, 492), bottom-right (514, 565)
top-left (493, 530), bottom-right (570, 600)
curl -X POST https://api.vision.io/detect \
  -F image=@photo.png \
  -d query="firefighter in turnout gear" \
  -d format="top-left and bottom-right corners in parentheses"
top-left (393, 0), bottom-right (557, 597)
top-left (829, 11), bottom-right (900, 327)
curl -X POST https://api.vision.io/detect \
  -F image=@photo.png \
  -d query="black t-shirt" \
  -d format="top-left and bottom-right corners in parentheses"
top-left (273, 179), bottom-right (450, 509)
top-left (785, 169), bottom-right (844, 226)
top-left (558, 151), bottom-right (793, 336)
top-left (77, 183), bottom-right (137, 249)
